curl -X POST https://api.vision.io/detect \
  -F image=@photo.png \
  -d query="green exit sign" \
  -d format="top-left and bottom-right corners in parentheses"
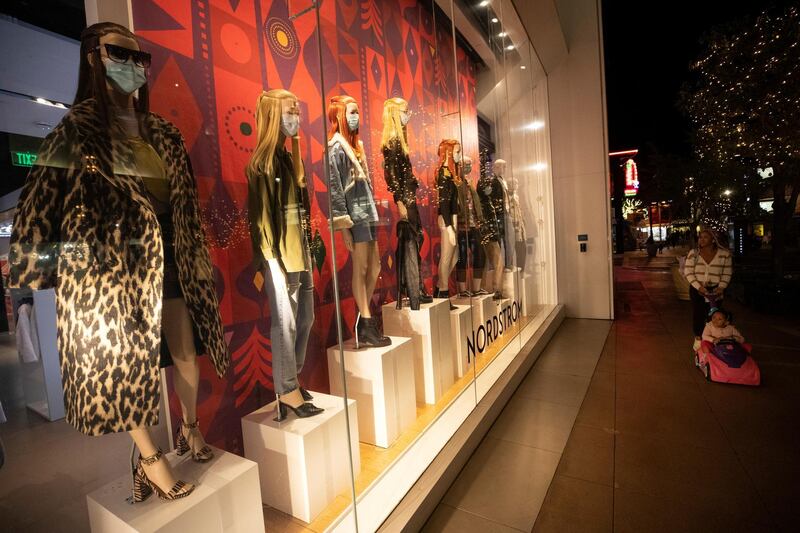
top-left (11, 151), bottom-right (38, 167)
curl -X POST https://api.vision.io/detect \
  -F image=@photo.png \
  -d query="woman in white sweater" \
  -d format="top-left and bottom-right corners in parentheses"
top-left (684, 228), bottom-right (733, 351)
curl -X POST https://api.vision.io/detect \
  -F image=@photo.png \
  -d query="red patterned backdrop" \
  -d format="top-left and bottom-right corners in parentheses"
top-left (131, 0), bottom-right (478, 453)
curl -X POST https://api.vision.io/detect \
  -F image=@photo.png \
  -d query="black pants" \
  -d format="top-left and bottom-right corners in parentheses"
top-left (689, 286), bottom-right (710, 337)
top-left (456, 227), bottom-right (485, 282)
top-left (395, 202), bottom-right (425, 309)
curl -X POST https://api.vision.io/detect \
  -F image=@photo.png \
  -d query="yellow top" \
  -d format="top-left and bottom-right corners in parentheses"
top-left (128, 138), bottom-right (170, 205)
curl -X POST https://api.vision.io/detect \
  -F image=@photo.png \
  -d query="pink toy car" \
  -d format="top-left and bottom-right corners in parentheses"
top-left (695, 338), bottom-right (761, 386)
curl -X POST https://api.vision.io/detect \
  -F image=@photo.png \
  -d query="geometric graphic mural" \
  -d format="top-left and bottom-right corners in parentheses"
top-left (132, 0), bottom-right (478, 453)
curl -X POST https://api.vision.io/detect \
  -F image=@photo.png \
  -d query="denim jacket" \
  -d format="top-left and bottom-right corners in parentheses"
top-left (327, 132), bottom-right (379, 230)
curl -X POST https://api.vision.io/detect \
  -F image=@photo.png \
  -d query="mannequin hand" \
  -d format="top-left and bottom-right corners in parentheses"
top-left (267, 258), bottom-right (287, 288)
top-left (397, 201), bottom-right (408, 220)
top-left (342, 228), bottom-right (355, 252)
top-left (447, 226), bottom-right (457, 247)
top-left (698, 286), bottom-right (708, 295)
top-left (713, 287), bottom-right (724, 296)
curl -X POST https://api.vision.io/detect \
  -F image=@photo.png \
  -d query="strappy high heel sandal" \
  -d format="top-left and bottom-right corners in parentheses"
top-left (175, 419), bottom-right (214, 463)
top-left (132, 448), bottom-right (195, 502)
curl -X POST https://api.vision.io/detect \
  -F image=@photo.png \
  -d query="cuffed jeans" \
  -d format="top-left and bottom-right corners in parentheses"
top-left (264, 263), bottom-right (315, 395)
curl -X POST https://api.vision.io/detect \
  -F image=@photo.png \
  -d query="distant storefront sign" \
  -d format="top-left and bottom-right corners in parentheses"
top-left (624, 158), bottom-right (639, 196)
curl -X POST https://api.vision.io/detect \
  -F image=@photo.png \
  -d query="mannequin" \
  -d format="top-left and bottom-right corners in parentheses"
top-left (494, 159), bottom-right (515, 269)
top-left (456, 156), bottom-right (489, 297)
top-left (327, 95), bottom-right (391, 348)
top-left (247, 89), bottom-right (323, 420)
top-left (435, 139), bottom-right (461, 308)
top-left (507, 174), bottom-right (527, 271)
top-left (9, 23), bottom-right (230, 502)
top-left (380, 97), bottom-right (432, 310)
top-left (478, 159), bottom-right (506, 299)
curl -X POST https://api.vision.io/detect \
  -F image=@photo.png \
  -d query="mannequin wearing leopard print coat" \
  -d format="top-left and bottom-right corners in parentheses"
top-left (9, 98), bottom-right (229, 436)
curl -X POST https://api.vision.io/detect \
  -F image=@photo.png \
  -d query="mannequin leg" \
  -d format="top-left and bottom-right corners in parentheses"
top-left (516, 240), bottom-right (527, 271)
top-left (294, 270), bottom-right (315, 384)
top-left (264, 262), bottom-right (306, 408)
top-left (493, 246), bottom-right (505, 293)
top-left (472, 230), bottom-right (485, 292)
top-left (456, 228), bottom-right (468, 293)
top-left (163, 298), bottom-right (209, 455)
top-left (365, 240), bottom-right (381, 304)
top-left (437, 218), bottom-right (457, 292)
top-left (129, 427), bottom-right (186, 493)
top-left (352, 241), bottom-right (372, 318)
top-left (482, 242), bottom-right (501, 292)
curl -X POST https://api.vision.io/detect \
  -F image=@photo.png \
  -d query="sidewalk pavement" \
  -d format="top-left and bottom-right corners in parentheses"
top-left (532, 253), bottom-right (800, 532)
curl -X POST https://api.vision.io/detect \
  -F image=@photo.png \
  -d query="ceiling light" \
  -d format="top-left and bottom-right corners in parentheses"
top-left (525, 120), bottom-right (545, 130)
top-left (33, 97), bottom-right (68, 109)
top-left (506, 45), bottom-right (514, 51)
top-left (521, 65), bottom-right (527, 70)
top-left (479, 1), bottom-right (489, 7)
top-left (492, 17), bottom-right (499, 23)
top-left (498, 31), bottom-right (507, 37)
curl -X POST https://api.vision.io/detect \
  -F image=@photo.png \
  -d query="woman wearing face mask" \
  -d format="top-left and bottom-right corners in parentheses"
top-left (9, 22), bottom-right (229, 502)
top-left (381, 97), bottom-right (432, 310)
top-left (435, 139), bottom-right (462, 308)
top-left (684, 228), bottom-right (733, 351)
top-left (247, 89), bottom-right (323, 421)
top-left (327, 95), bottom-right (390, 348)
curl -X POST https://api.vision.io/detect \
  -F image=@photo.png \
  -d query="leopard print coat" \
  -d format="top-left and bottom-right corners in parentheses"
top-left (9, 99), bottom-right (229, 436)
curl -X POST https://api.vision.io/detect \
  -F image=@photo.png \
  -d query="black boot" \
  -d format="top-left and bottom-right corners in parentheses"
top-left (438, 289), bottom-right (457, 310)
top-left (355, 314), bottom-right (392, 348)
top-left (419, 286), bottom-right (433, 304)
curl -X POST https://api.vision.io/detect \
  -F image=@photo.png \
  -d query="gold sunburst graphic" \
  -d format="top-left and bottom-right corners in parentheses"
top-left (265, 17), bottom-right (299, 60)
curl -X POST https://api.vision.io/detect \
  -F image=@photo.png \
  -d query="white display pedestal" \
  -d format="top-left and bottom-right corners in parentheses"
top-left (87, 448), bottom-right (263, 533)
top-left (382, 300), bottom-right (454, 405)
top-left (20, 289), bottom-right (64, 421)
top-left (502, 269), bottom-right (520, 303)
top-left (241, 392), bottom-right (360, 523)
top-left (327, 337), bottom-right (416, 448)
top-left (450, 305), bottom-right (472, 379)
top-left (521, 273), bottom-right (536, 316)
top-left (453, 294), bottom-right (494, 332)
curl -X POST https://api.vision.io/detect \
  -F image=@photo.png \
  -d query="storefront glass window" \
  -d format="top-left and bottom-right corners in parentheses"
top-left (1, 1), bottom-right (557, 531)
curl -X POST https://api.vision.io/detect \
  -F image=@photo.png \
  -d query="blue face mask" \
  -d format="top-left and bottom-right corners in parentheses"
top-left (347, 112), bottom-right (359, 132)
top-left (103, 58), bottom-right (146, 95)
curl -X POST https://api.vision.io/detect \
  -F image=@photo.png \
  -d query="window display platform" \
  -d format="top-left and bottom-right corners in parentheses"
top-left (327, 336), bottom-right (416, 448)
top-left (521, 273), bottom-right (537, 316)
top-left (382, 300), bottom-right (454, 405)
top-left (242, 392), bottom-right (360, 524)
top-left (86, 448), bottom-right (263, 533)
top-left (502, 269), bottom-right (521, 303)
top-left (454, 293), bottom-right (494, 333)
top-left (450, 305), bottom-right (473, 379)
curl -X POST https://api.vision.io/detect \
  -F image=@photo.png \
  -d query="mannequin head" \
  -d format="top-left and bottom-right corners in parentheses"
top-left (76, 22), bottom-right (150, 123)
top-left (438, 139), bottom-right (462, 183)
top-left (248, 89), bottom-right (304, 184)
top-left (381, 97), bottom-right (410, 154)
top-left (463, 155), bottom-right (473, 177)
top-left (328, 95), bottom-right (363, 157)
top-left (494, 159), bottom-right (507, 177)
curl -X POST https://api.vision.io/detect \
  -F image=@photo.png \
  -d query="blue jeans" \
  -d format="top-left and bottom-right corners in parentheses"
top-left (264, 263), bottom-right (315, 395)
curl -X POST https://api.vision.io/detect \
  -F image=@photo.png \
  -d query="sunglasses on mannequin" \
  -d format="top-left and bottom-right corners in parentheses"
top-left (95, 43), bottom-right (152, 68)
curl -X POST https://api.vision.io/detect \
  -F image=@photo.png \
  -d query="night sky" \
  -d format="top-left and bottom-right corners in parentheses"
top-left (602, 0), bottom-right (797, 157)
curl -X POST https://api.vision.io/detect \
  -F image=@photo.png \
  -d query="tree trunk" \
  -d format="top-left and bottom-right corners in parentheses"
top-left (770, 177), bottom-right (798, 282)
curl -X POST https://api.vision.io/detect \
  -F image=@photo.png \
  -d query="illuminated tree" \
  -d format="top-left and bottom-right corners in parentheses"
top-left (681, 5), bottom-right (800, 276)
